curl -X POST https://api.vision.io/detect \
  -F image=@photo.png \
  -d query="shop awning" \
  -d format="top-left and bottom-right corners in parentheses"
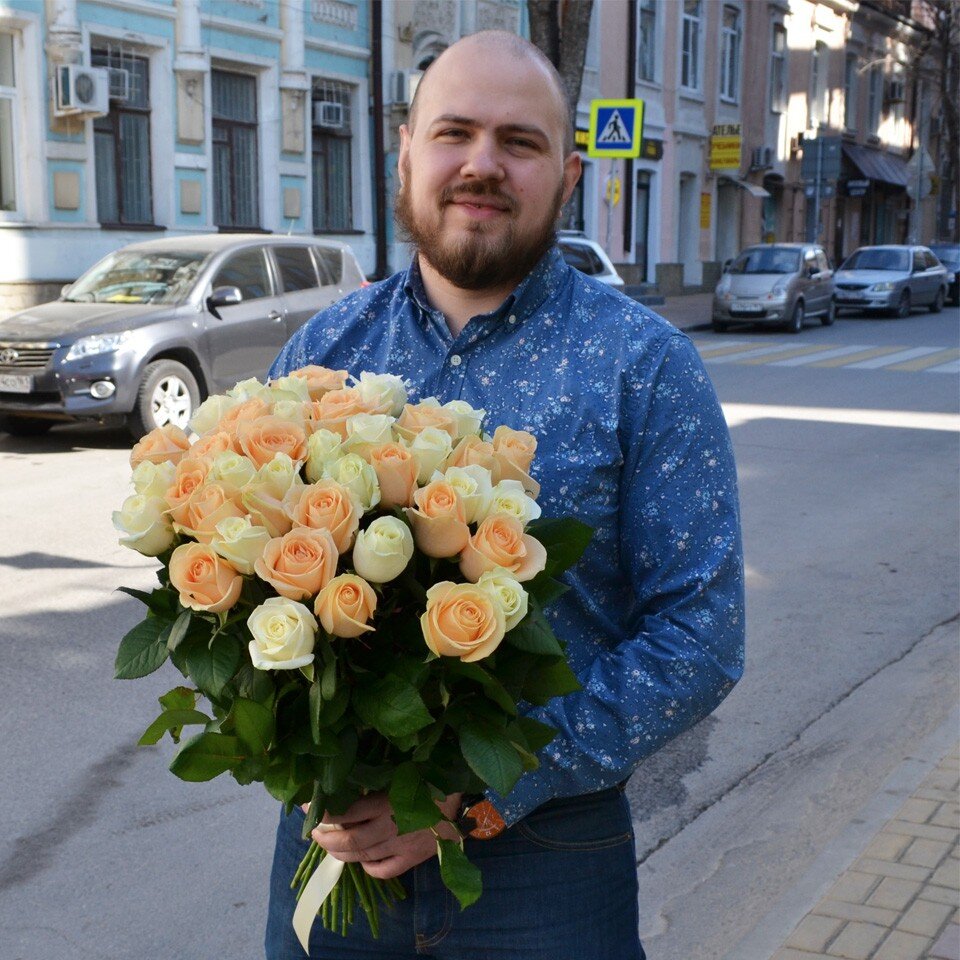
top-left (842, 143), bottom-right (910, 189)
top-left (720, 177), bottom-right (771, 198)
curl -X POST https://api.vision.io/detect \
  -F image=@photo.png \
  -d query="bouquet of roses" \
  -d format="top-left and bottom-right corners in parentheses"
top-left (112, 365), bottom-right (590, 948)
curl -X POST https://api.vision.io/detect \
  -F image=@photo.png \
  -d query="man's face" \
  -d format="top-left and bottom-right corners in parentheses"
top-left (395, 42), bottom-right (581, 291)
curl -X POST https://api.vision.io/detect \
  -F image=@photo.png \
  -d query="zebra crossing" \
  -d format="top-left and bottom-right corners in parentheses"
top-left (691, 338), bottom-right (960, 374)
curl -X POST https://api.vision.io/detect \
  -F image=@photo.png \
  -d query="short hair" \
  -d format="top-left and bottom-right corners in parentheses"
top-left (407, 30), bottom-right (574, 155)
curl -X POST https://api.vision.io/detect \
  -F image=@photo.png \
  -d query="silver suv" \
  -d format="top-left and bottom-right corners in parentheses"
top-left (712, 243), bottom-right (835, 334)
top-left (0, 234), bottom-right (365, 439)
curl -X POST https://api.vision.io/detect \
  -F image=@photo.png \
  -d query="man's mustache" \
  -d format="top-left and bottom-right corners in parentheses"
top-left (439, 183), bottom-right (517, 213)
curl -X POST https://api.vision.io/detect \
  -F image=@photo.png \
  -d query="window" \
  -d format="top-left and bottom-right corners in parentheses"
top-left (274, 246), bottom-right (319, 292)
top-left (770, 24), bottom-right (786, 113)
top-left (211, 248), bottom-right (271, 301)
top-left (681, 0), bottom-right (701, 92)
top-left (92, 51), bottom-right (153, 225)
top-left (312, 79), bottom-right (354, 232)
top-left (212, 70), bottom-right (260, 229)
top-left (0, 33), bottom-right (16, 212)
top-left (313, 246), bottom-right (343, 286)
top-left (559, 242), bottom-right (605, 276)
top-left (720, 7), bottom-right (741, 103)
top-left (844, 54), bottom-right (858, 131)
top-left (867, 65), bottom-right (883, 135)
top-left (637, 0), bottom-right (657, 83)
top-left (809, 41), bottom-right (828, 129)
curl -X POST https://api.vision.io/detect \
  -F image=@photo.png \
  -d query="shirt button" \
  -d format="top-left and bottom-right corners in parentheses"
top-left (508, 315), bottom-right (517, 324)
top-left (450, 354), bottom-right (462, 367)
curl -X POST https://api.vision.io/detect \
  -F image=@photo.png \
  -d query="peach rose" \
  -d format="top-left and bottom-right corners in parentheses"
top-left (314, 573), bottom-right (377, 638)
top-left (459, 515), bottom-right (547, 583)
top-left (444, 434), bottom-right (501, 482)
top-left (283, 480), bottom-right (361, 553)
top-left (129, 424), bottom-right (191, 468)
top-left (165, 457), bottom-right (212, 525)
top-left (172, 481), bottom-right (246, 543)
top-left (493, 425), bottom-right (537, 473)
top-left (311, 387), bottom-right (382, 439)
top-left (369, 442), bottom-right (418, 509)
top-left (254, 527), bottom-right (338, 601)
top-left (286, 365), bottom-right (349, 401)
top-left (420, 581), bottom-right (506, 662)
top-left (216, 396), bottom-right (273, 438)
top-left (236, 416), bottom-right (307, 470)
top-left (168, 542), bottom-right (242, 613)
top-left (405, 480), bottom-right (470, 559)
top-left (189, 430), bottom-right (236, 462)
top-left (395, 400), bottom-right (458, 443)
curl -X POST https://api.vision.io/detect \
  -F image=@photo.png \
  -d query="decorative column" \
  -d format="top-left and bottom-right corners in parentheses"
top-left (280, 0), bottom-right (309, 155)
top-left (174, 0), bottom-right (206, 144)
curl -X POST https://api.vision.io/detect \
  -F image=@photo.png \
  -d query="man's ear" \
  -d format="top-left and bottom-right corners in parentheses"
top-left (560, 151), bottom-right (583, 206)
top-left (398, 124), bottom-right (411, 188)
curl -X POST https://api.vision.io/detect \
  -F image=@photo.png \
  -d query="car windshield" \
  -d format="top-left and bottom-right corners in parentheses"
top-left (728, 249), bottom-right (800, 274)
top-left (64, 251), bottom-right (209, 304)
top-left (930, 246), bottom-right (960, 267)
top-left (841, 249), bottom-right (910, 272)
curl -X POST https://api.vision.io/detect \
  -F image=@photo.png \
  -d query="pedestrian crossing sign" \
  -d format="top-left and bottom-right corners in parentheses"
top-left (588, 99), bottom-right (644, 158)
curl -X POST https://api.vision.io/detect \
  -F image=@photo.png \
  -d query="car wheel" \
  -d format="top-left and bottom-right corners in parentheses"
top-left (127, 359), bottom-right (200, 441)
top-left (788, 301), bottom-right (804, 334)
top-left (929, 288), bottom-right (944, 314)
top-left (821, 298), bottom-right (836, 326)
top-left (0, 415), bottom-right (55, 437)
top-left (712, 320), bottom-right (728, 333)
top-left (895, 290), bottom-right (911, 319)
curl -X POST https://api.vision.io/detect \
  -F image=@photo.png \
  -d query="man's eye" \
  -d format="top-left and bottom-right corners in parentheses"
top-left (508, 139), bottom-right (537, 150)
top-left (440, 129), bottom-right (468, 139)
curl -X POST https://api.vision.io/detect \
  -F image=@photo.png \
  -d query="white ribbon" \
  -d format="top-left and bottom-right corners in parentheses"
top-left (292, 824), bottom-right (345, 954)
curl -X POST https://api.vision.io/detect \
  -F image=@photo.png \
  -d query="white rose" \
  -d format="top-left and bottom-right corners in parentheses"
top-left (304, 429), bottom-right (343, 483)
top-left (131, 459), bottom-right (177, 499)
top-left (443, 399), bottom-right (486, 439)
top-left (271, 399), bottom-right (308, 422)
top-left (189, 394), bottom-right (240, 436)
top-left (227, 377), bottom-right (271, 402)
top-left (432, 464), bottom-right (493, 524)
top-left (411, 427), bottom-right (454, 485)
top-left (480, 479), bottom-right (542, 526)
top-left (354, 371), bottom-right (408, 416)
top-left (343, 413), bottom-right (396, 456)
top-left (269, 375), bottom-right (312, 404)
top-left (210, 515), bottom-right (272, 575)
top-left (112, 494), bottom-right (176, 556)
top-left (325, 453), bottom-right (381, 512)
top-left (476, 569), bottom-right (529, 630)
top-left (247, 597), bottom-right (317, 670)
top-left (255, 452), bottom-right (303, 497)
top-left (208, 450), bottom-right (257, 491)
top-left (351, 516), bottom-right (414, 583)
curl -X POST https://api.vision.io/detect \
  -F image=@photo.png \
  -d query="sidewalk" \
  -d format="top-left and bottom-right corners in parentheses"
top-left (770, 743), bottom-right (959, 960)
top-left (641, 292), bottom-right (713, 332)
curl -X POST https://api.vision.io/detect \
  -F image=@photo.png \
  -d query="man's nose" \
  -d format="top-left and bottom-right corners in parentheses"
top-left (460, 136), bottom-right (505, 181)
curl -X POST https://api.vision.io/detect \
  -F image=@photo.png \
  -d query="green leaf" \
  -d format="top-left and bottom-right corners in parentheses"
top-left (444, 661), bottom-right (517, 716)
top-left (320, 659), bottom-right (337, 701)
top-left (513, 716), bottom-right (558, 753)
top-left (436, 838), bottom-right (482, 910)
top-left (118, 585), bottom-right (179, 618)
top-left (166, 610), bottom-right (193, 652)
top-left (317, 729), bottom-right (357, 795)
top-left (169, 732), bottom-right (245, 781)
top-left (230, 698), bottom-right (275, 754)
top-left (354, 675), bottom-right (433, 738)
top-left (264, 757), bottom-right (301, 804)
top-left (184, 634), bottom-right (242, 698)
top-left (138, 708), bottom-right (211, 746)
top-left (388, 763), bottom-right (442, 835)
top-left (158, 686), bottom-right (197, 712)
top-left (115, 619), bottom-right (169, 679)
top-left (523, 574), bottom-right (569, 608)
top-left (526, 517), bottom-right (593, 577)
top-left (302, 781), bottom-right (327, 840)
top-left (459, 722), bottom-right (524, 798)
top-left (309, 681), bottom-right (322, 744)
top-left (504, 603), bottom-right (563, 656)
top-left (520, 657), bottom-right (582, 706)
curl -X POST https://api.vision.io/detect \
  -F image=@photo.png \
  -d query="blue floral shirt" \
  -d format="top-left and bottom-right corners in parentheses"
top-left (270, 246), bottom-right (745, 827)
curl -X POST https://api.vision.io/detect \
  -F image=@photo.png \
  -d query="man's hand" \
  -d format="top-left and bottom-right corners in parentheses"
top-left (301, 792), bottom-right (463, 880)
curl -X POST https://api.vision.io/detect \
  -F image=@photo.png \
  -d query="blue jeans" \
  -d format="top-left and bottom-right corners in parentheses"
top-left (265, 785), bottom-right (645, 960)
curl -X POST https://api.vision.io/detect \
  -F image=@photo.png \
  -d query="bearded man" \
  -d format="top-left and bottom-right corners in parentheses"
top-left (265, 30), bottom-right (744, 960)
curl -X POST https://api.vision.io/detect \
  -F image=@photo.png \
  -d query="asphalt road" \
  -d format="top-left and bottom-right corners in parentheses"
top-left (0, 301), bottom-right (957, 959)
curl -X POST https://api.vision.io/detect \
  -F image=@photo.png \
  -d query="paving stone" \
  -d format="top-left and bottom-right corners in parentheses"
top-left (929, 922), bottom-right (960, 960)
top-left (888, 821), bottom-right (960, 844)
top-left (867, 876), bottom-right (923, 911)
top-left (828, 871), bottom-right (880, 905)
top-left (826, 921), bottom-right (886, 958)
top-left (785, 915), bottom-right (845, 952)
top-left (901, 838), bottom-right (953, 869)
top-left (930, 860), bottom-right (960, 887)
top-left (854, 858), bottom-right (931, 883)
top-left (917, 789), bottom-right (960, 804)
top-left (872, 930), bottom-right (934, 960)
top-left (771, 949), bottom-right (835, 960)
top-left (923, 884), bottom-right (960, 907)
top-left (931, 805), bottom-right (960, 830)
top-left (896, 799), bottom-right (939, 824)
top-left (923, 770), bottom-right (960, 793)
top-left (814, 899), bottom-right (899, 926)
top-left (863, 833), bottom-right (912, 861)
top-left (898, 898), bottom-right (955, 937)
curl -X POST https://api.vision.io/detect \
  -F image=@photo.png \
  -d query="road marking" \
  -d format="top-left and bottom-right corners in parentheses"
top-left (926, 358), bottom-right (960, 374)
top-left (809, 346), bottom-right (906, 368)
top-left (770, 344), bottom-right (874, 366)
top-left (738, 344), bottom-right (845, 365)
top-left (885, 348), bottom-right (960, 372)
top-left (709, 344), bottom-right (815, 364)
top-left (722, 402), bottom-right (960, 433)
top-left (844, 346), bottom-right (947, 369)
top-left (695, 341), bottom-right (758, 358)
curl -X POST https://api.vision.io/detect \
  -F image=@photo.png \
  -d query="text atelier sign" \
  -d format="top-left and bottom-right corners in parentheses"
top-left (710, 123), bottom-right (742, 170)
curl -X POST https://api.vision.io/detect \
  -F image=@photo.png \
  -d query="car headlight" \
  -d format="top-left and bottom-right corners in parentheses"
top-left (768, 281), bottom-right (789, 299)
top-left (65, 331), bottom-right (131, 361)
top-left (870, 282), bottom-right (895, 292)
top-left (948, 272), bottom-right (956, 284)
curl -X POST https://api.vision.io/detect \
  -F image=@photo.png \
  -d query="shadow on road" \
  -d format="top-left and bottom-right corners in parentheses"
top-left (0, 422), bottom-right (131, 455)
top-left (0, 551), bottom-right (125, 570)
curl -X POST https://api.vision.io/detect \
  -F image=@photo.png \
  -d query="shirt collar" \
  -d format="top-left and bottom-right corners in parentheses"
top-left (401, 244), bottom-right (570, 329)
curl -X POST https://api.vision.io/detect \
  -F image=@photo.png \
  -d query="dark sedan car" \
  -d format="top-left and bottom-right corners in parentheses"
top-left (0, 235), bottom-right (365, 439)
top-left (929, 244), bottom-right (960, 305)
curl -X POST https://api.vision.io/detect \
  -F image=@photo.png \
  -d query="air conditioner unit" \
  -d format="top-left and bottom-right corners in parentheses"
top-left (388, 69), bottom-right (422, 107)
top-left (107, 67), bottom-right (130, 101)
top-left (313, 100), bottom-right (344, 128)
top-left (884, 78), bottom-right (905, 103)
top-left (750, 146), bottom-right (774, 170)
top-left (54, 64), bottom-right (110, 117)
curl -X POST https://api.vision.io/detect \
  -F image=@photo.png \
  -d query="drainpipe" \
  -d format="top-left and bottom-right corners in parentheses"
top-left (371, 0), bottom-right (388, 279)
top-left (623, 0), bottom-right (637, 265)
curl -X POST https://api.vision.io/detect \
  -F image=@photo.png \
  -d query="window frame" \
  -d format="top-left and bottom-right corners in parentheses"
top-left (311, 78), bottom-right (356, 234)
top-left (719, 6), bottom-right (741, 104)
top-left (680, 0), bottom-right (702, 94)
top-left (844, 53), bottom-right (858, 132)
top-left (808, 40), bottom-right (828, 130)
top-left (637, 0), bottom-right (657, 85)
top-left (867, 64), bottom-right (883, 136)
top-left (769, 23), bottom-right (787, 114)
top-left (211, 68), bottom-right (261, 231)
top-left (0, 30), bottom-right (19, 217)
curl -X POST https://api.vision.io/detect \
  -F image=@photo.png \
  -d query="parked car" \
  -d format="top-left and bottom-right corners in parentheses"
top-left (712, 242), bottom-right (835, 334)
top-left (557, 232), bottom-right (625, 288)
top-left (834, 245), bottom-right (948, 317)
top-left (0, 234), bottom-right (366, 439)
top-left (929, 243), bottom-right (960, 306)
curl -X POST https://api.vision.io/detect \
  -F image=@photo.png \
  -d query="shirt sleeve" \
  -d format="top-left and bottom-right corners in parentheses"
top-left (491, 332), bottom-right (745, 826)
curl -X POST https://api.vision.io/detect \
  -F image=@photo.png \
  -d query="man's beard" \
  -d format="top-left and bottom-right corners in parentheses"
top-left (395, 165), bottom-right (564, 291)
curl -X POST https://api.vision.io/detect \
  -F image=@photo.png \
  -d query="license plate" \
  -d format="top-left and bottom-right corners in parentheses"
top-left (0, 373), bottom-right (32, 393)
top-left (731, 302), bottom-right (763, 313)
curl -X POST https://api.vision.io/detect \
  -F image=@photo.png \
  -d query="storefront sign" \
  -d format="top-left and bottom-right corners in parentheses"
top-left (700, 192), bottom-right (712, 229)
top-left (844, 179), bottom-right (871, 198)
top-left (710, 124), bottom-right (742, 170)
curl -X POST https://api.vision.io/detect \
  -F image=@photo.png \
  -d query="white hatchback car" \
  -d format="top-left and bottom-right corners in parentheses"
top-left (558, 233), bottom-right (625, 288)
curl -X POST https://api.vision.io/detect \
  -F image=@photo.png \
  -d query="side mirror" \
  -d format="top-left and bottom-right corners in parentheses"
top-left (208, 285), bottom-right (243, 309)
